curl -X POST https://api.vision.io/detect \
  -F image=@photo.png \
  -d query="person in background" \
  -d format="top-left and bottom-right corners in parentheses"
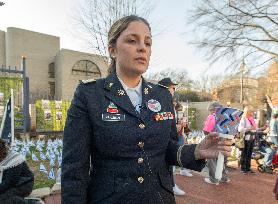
top-left (254, 120), bottom-right (276, 174)
top-left (203, 102), bottom-right (230, 185)
top-left (0, 138), bottom-right (35, 204)
top-left (179, 117), bottom-right (194, 178)
top-left (158, 78), bottom-right (187, 196)
top-left (269, 113), bottom-right (278, 147)
top-left (238, 105), bottom-right (257, 174)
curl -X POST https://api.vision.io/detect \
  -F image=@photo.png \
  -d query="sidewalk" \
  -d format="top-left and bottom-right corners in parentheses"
top-left (175, 161), bottom-right (277, 204)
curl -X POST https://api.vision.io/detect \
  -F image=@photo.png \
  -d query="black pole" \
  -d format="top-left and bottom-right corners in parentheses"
top-left (22, 57), bottom-right (30, 134)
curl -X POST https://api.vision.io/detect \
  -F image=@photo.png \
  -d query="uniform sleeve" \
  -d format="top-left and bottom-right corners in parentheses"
top-left (62, 85), bottom-right (93, 204)
top-left (166, 119), bottom-right (206, 172)
top-left (165, 93), bottom-right (206, 172)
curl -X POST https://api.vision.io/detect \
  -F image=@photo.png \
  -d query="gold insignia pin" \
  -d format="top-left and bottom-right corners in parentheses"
top-left (118, 89), bottom-right (125, 96)
top-left (144, 88), bottom-right (149, 95)
top-left (109, 83), bottom-right (113, 88)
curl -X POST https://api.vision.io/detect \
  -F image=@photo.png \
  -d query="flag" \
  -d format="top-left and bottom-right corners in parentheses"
top-left (48, 168), bottom-right (55, 180)
top-left (56, 168), bottom-right (61, 184)
top-left (11, 143), bottom-right (19, 152)
top-left (40, 151), bottom-right (46, 161)
top-left (31, 152), bottom-right (39, 162)
top-left (0, 97), bottom-right (13, 144)
top-left (58, 154), bottom-right (62, 167)
top-left (39, 163), bottom-right (48, 175)
top-left (50, 156), bottom-right (56, 167)
top-left (20, 149), bottom-right (27, 159)
top-left (36, 145), bottom-right (43, 152)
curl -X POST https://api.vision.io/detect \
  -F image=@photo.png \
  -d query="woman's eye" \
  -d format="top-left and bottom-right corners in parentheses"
top-left (128, 39), bottom-right (136, 44)
top-left (145, 42), bottom-right (151, 47)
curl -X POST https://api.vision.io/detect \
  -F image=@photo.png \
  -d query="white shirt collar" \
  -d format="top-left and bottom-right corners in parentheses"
top-left (117, 76), bottom-right (142, 95)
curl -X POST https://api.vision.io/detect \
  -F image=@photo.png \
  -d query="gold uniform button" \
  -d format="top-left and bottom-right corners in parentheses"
top-left (139, 123), bottom-right (145, 129)
top-left (138, 176), bottom-right (144, 183)
top-left (138, 141), bottom-right (144, 149)
top-left (138, 158), bottom-right (144, 164)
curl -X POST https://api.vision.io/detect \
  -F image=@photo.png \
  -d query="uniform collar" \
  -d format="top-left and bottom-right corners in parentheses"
top-left (117, 75), bottom-right (142, 96)
top-left (104, 72), bottom-right (151, 95)
top-left (103, 72), bottom-right (155, 119)
top-left (103, 73), bottom-right (139, 118)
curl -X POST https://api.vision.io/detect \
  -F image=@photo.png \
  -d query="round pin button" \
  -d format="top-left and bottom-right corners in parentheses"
top-left (138, 158), bottom-right (144, 164)
top-left (147, 99), bottom-right (161, 112)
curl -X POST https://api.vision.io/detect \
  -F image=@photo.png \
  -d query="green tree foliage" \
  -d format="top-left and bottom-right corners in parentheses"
top-left (176, 90), bottom-right (212, 102)
top-left (0, 77), bottom-right (22, 102)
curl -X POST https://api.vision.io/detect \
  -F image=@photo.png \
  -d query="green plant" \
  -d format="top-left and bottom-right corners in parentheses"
top-left (0, 77), bottom-right (23, 102)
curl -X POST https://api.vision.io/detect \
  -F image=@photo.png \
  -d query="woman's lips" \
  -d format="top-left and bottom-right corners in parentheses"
top-left (135, 57), bottom-right (147, 64)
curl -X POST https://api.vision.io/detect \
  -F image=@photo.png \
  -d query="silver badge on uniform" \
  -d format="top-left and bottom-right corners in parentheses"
top-left (102, 113), bottom-right (125, 122)
top-left (147, 99), bottom-right (161, 112)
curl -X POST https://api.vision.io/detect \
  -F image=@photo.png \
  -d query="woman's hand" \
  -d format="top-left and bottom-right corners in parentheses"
top-left (194, 132), bottom-right (233, 160)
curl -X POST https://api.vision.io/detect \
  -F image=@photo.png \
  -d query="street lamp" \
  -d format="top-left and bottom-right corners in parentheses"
top-left (239, 58), bottom-right (248, 104)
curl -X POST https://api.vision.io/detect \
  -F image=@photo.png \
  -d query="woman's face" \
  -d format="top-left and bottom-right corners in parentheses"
top-left (210, 110), bottom-right (215, 114)
top-left (109, 21), bottom-right (152, 76)
top-left (247, 110), bottom-right (253, 118)
top-left (168, 85), bottom-right (175, 96)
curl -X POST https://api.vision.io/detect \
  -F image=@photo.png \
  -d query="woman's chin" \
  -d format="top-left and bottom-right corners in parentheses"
top-left (134, 66), bottom-right (148, 75)
top-left (120, 65), bottom-right (148, 76)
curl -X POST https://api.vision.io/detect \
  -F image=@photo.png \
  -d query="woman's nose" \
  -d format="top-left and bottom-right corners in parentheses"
top-left (137, 41), bottom-right (147, 52)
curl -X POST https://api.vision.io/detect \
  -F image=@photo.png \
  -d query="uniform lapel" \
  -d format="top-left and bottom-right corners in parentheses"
top-left (103, 73), bottom-right (139, 118)
top-left (141, 79), bottom-right (158, 120)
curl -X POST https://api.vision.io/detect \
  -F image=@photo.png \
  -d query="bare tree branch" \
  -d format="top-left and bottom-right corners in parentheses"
top-left (187, 0), bottom-right (278, 71)
top-left (74, 0), bottom-right (154, 60)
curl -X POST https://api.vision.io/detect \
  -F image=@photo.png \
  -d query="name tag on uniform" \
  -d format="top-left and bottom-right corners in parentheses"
top-left (102, 113), bottom-right (125, 122)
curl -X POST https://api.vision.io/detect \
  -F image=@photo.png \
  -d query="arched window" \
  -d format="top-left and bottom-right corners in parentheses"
top-left (72, 60), bottom-right (101, 78)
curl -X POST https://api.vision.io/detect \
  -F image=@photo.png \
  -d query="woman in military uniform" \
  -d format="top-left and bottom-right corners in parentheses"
top-left (61, 15), bottom-right (233, 204)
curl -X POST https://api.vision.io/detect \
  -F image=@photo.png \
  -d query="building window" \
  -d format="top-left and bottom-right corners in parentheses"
top-left (49, 82), bottom-right (55, 100)
top-left (72, 60), bottom-right (101, 78)
top-left (48, 63), bottom-right (55, 78)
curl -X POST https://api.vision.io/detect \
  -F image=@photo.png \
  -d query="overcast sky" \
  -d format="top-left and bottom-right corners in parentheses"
top-left (0, 0), bottom-right (227, 80)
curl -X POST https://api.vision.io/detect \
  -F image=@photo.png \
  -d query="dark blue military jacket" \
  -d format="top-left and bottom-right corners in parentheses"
top-left (62, 73), bottom-right (205, 204)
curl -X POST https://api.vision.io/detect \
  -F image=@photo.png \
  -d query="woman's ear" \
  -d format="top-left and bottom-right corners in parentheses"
top-left (108, 45), bottom-right (116, 58)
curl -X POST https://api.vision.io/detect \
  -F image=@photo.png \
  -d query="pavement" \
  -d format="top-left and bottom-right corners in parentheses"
top-left (175, 161), bottom-right (277, 204)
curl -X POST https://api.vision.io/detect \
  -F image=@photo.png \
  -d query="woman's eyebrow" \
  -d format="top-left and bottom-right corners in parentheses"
top-left (125, 33), bottom-right (152, 40)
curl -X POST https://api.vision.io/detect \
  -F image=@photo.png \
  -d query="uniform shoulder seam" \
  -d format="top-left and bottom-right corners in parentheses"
top-left (79, 79), bottom-right (96, 84)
